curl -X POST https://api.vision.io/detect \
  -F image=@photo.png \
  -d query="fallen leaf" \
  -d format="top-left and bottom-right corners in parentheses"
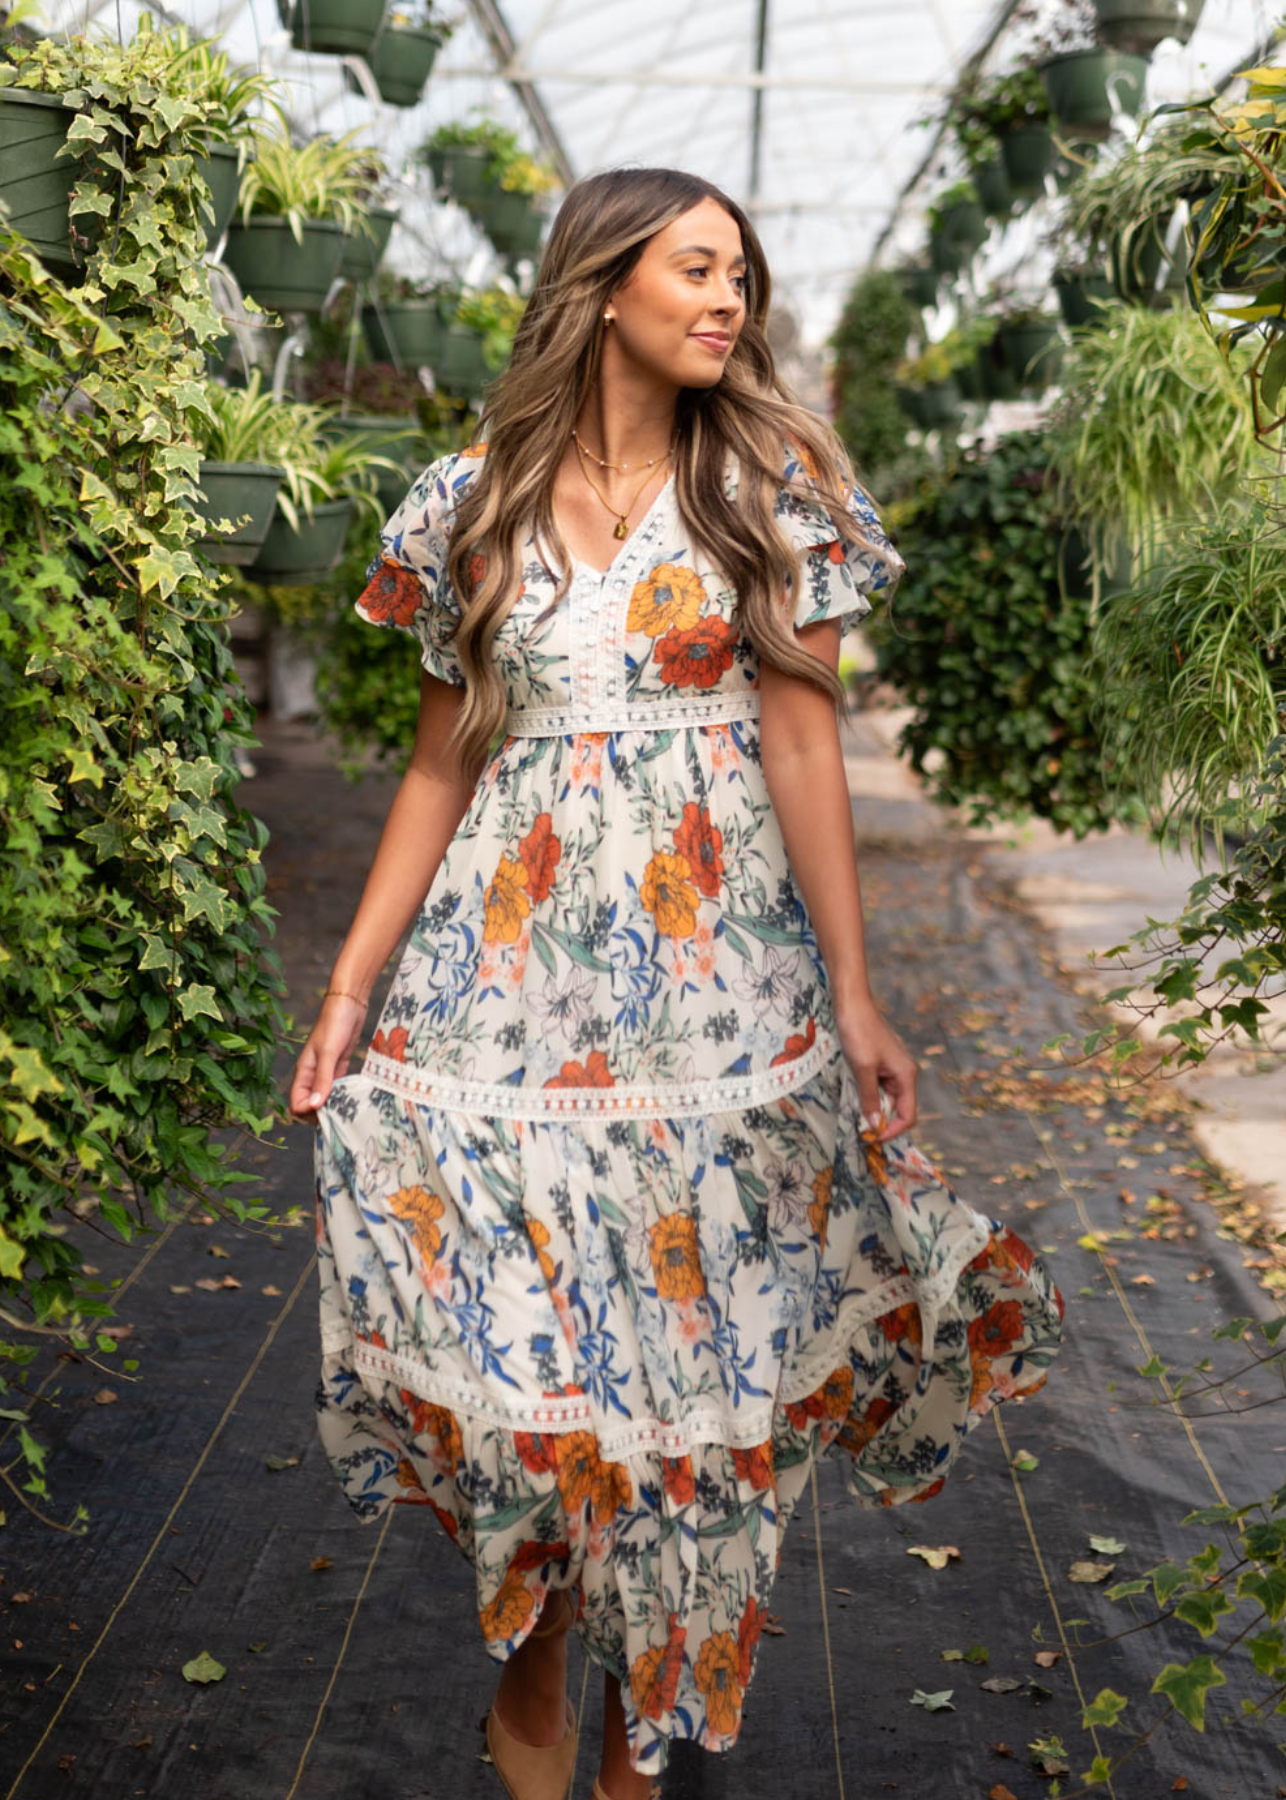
top-left (831, 1586), bottom-right (853, 1596)
top-left (1172, 1782), bottom-right (1188, 1793)
top-left (261, 1284), bottom-right (283, 1297)
top-left (908, 1544), bottom-right (960, 1570)
top-left (169, 1285), bottom-right (191, 1295)
top-left (1031, 1750), bottom-right (1070, 1777)
top-left (762, 1617), bottom-right (786, 1637)
top-left (181, 1650), bottom-right (226, 1685)
top-left (1034, 1651), bottom-right (1062, 1668)
top-left (941, 1647), bottom-right (964, 1661)
top-left (127, 1735), bottom-right (153, 1750)
top-left (1130, 1273), bottom-right (1155, 1287)
top-left (910, 1688), bottom-right (954, 1712)
top-left (990, 1743), bottom-right (1014, 1757)
top-left (310, 1556), bottom-right (333, 1572)
top-left (1088, 1534), bottom-right (1127, 1556)
top-left (1011, 1449), bottom-right (1039, 1474)
top-left (264, 1454), bottom-right (299, 1472)
top-left (1069, 1559), bottom-right (1115, 1584)
top-left (247, 1641), bottom-right (268, 1654)
top-left (206, 1244), bottom-right (229, 1259)
top-left (990, 1787), bottom-right (1019, 1800)
top-left (194, 1275), bottom-right (241, 1292)
top-left (92, 1388), bottom-right (117, 1406)
top-left (981, 1676), bottom-right (1025, 1694)
top-left (11, 1592), bottom-right (33, 1604)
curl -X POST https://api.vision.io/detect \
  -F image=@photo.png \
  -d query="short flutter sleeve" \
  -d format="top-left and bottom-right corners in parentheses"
top-left (353, 449), bottom-right (482, 688)
top-left (775, 442), bottom-right (905, 638)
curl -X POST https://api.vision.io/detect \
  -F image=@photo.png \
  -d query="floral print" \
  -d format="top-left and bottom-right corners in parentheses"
top-left (312, 440), bottom-right (1065, 1775)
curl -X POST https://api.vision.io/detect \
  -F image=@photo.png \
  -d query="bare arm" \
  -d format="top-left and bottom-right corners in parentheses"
top-left (758, 619), bottom-right (917, 1141)
top-left (288, 669), bottom-right (477, 1119)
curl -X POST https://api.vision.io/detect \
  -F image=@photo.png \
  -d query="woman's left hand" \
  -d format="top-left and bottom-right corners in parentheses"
top-left (833, 997), bottom-right (918, 1142)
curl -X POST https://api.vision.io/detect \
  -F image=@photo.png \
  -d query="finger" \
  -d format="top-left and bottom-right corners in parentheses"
top-left (855, 1063), bottom-right (883, 1132)
top-left (287, 1050), bottom-right (321, 1121)
top-left (877, 1066), bottom-right (918, 1141)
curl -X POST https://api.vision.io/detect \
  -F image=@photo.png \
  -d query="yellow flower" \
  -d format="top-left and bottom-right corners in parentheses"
top-left (627, 563), bottom-right (706, 637)
top-left (640, 850), bottom-right (698, 938)
top-left (484, 855), bottom-right (531, 944)
top-left (387, 1184), bottom-right (446, 1266)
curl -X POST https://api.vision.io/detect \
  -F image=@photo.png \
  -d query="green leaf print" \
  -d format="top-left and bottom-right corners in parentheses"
top-left (721, 911), bottom-right (804, 948)
top-left (531, 923), bottom-right (558, 976)
top-left (533, 918), bottom-right (611, 973)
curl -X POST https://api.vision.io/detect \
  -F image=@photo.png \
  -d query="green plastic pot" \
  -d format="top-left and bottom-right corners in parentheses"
top-left (975, 156), bottom-right (1012, 218)
top-left (1093, 0), bottom-right (1205, 53)
top-left (897, 379), bottom-right (961, 430)
top-left (976, 339), bottom-right (1019, 402)
top-left (898, 265), bottom-right (939, 309)
top-left (929, 223), bottom-right (963, 277)
top-left (1053, 268), bottom-right (1114, 328)
top-left (367, 25), bottom-right (442, 107)
top-left (289, 0), bottom-right (386, 55)
top-left (222, 216), bottom-right (347, 313)
top-left (934, 197), bottom-right (988, 265)
top-left (252, 496), bottom-right (355, 585)
top-left (1039, 49), bottom-right (1148, 140)
top-left (339, 204), bottom-right (398, 283)
top-left (195, 142), bottom-right (241, 251)
top-left (999, 121), bottom-right (1054, 201)
top-left (475, 188), bottom-right (545, 260)
top-left (362, 300), bottom-right (448, 366)
top-left (427, 144), bottom-right (493, 208)
top-left (192, 462), bottom-right (284, 565)
top-left (954, 356), bottom-right (983, 402)
top-left (322, 415), bottom-right (421, 514)
top-left (435, 324), bottom-right (492, 399)
top-left (997, 318), bottom-right (1064, 390)
top-left (0, 88), bottom-right (77, 271)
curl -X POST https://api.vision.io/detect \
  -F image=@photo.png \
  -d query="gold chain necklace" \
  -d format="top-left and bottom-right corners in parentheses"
top-left (570, 425), bottom-right (675, 474)
top-left (573, 436), bottom-right (672, 540)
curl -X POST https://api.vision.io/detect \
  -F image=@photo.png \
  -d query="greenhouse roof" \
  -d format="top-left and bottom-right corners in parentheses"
top-left (28, 0), bottom-right (1280, 349)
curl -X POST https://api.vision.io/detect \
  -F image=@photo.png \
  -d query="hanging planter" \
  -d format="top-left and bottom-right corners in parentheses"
top-left (362, 299), bottom-right (448, 366)
top-left (286, 0), bottom-right (387, 57)
top-left (999, 121), bottom-right (1055, 201)
top-left (1053, 267), bottom-right (1114, 328)
top-left (897, 379), bottom-right (961, 430)
top-left (192, 463), bottom-right (284, 565)
top-left (425, 144), bottom-right (492, 207)
top-left (322, 414), bottom-right (420, 515)
top-left (929, 225), bottom-right (964, 277)
top-left (366, 23), bottom-right (443, 108)
top-left (1039, 50), bottom-right (1148, 141)
top-left (222, 216), bottom-right (347, 313)
top-left (976, 338), bottom-right (1020, 402)
top-left (933, 196), bottom-right (988, 267)
top-left (474, 188), bottom-right (545, 260)
top-left (1092, 0), bottom-right (1205, 53)
top-left (996, 316), bottom-right (1065, 390)
top-left (898, 264), bottom-right (939, 309)
top-left (251, 497), bottom-right (355, 585)
top-left (339, 203), bottom-right (398, 282)
top-left (954, 356), bottom-right (984, 402)
top-left (975, 156), bottom-right (1012, 218)
top-left (0, 87), bottom-right (77, 272)
top-left (195, 142), bottom-right (242, 251)
top-left (435, 324), bottom-right (492, 399)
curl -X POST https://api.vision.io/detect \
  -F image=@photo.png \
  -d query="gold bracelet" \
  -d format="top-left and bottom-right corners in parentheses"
top-left (324, 987), bottom-right (368, 1006)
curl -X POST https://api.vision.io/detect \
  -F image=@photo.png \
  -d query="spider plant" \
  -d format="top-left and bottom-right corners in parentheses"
top-left (197, 377), bottom-right (325, 528)
top-left (142, 19), bottom-right (283, 151)
top-left (238, 126), bottom-right (384, 241)
top-left (313, 431), bottom-right (407, 527)
top-left (1090, 495), bottom-right (1286, 847)
top-left (1044, 302), bottom-right (1261, 581)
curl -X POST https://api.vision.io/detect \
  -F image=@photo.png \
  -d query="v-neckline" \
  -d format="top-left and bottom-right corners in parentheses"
top-left (555, 471), bottom-right (676, 581)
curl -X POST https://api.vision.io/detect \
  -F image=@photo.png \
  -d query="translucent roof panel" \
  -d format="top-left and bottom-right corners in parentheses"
top-left (26, 0), bottom-right (1284, 351)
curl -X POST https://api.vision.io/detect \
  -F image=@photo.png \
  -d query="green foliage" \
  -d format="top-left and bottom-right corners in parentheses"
top-left (872, 432), bottom-right (1126, 837)
top-left (312, 532), bottom-right (425, 773)
top-left (140, 17), bottom-right (282, 147)
top-left (454, 284), bottom-right (527, 368)
top-left (0, 26), bottom-right (289, 1522)
top-left (417, 115), bottom-right (558, 195)
top-left (238, 121), bottom-right (383, 239)
top-left (829, 267), bottom-right (917, 489)
top-left (925, 180), bottom-right (980, 230)
top-left (960, 66), bottom-right (1050, 132)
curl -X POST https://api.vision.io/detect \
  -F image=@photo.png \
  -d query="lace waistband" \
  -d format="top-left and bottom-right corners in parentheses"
top-left (502, 690), bottom-right (761, 737)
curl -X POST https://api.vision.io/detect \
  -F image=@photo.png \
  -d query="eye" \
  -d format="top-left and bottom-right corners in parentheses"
top-left (685, 265), bottom-right (709, 279)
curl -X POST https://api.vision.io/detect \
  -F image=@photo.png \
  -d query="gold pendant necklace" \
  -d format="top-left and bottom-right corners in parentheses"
top-left (570, 425), bottom-right (675, 474)
top-left (574, 437), bottom-right (672, 539)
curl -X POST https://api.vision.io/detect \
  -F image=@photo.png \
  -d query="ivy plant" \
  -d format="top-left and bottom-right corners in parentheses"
top-left (0, 26), bottom-right (290, 1527)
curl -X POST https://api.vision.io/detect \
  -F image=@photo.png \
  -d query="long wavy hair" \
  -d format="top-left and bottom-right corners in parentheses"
top-left (443, 165), bottom-right (884, 774)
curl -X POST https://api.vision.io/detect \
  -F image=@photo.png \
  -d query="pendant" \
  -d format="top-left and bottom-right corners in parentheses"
top-left (613, 518), bottom-right (629, 539)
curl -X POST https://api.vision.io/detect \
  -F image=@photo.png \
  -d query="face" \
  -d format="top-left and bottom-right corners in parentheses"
top-left (605, 197), bottom-right (748, 390)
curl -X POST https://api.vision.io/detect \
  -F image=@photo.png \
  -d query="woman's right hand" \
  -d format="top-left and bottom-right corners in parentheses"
top-left (288, 993), bottom-right (370, 1122)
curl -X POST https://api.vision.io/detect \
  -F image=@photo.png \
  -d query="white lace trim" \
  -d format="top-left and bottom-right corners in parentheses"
top-left (359, 1029), bottom-right (836, 1120)
top-left (319, 1215), bottom-right (993, 1460)
top-left (502, 690), bottom-right (761, 736)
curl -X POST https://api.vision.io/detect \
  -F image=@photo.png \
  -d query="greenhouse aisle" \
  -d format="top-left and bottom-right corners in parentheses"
top-left (0, 717), bottom-right (1281, 1800)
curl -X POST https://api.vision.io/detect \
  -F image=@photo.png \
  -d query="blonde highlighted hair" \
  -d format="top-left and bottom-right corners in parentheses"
top-left (443, 165), bottom-right (883, 774)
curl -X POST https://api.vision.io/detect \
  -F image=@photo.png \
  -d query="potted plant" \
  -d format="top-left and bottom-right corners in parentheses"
top-left (303, 360), bottom-right (427, 516)
top-left (1052, 258), bottom-right (1114, 327)
top-left (223, 126), bottom-right (382, 313)
top-left (337, 154), bottom-right (398, 283)
top-left (0, 76), bottom-right (77, 272)
top-left (895, 260), bottom-right (939, 309)
top-left (190, 375), bottom-right (286, 565)
top-left (280, 0), bottom-right (388, 58)
top-left (361, 274), bottom-right (457, 365)
top-left (1035, 3), bottom-right (1149, 142)
top-left (444, 284), bottom-right (525, 398)
top-left (962, 69), bottom-right (1054, 203)
top-left (926, 179), bottom-right (987, 275)
top-left (1092, 0), bottom-right (1205, 54)
top-left (473, 150), bottom-right (558, 261)
top-left (994, 303), bottom-right (1065, 391)
top-left (253, 424), bottom-right (402, 584)
top-left (952, 108), bottom-right (1013, 218)
top-left (366, 4), bottom-right (453, 109)
top-left (417, 116), bottom-right (521, 209)
top-left (895, 340), bottom-right (963, 430)
top-left (152, 25), bottom-right (281, 250)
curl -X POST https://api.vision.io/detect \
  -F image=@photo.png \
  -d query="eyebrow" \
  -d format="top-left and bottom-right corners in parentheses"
top-left (669, 244), bottom-right (748, 268)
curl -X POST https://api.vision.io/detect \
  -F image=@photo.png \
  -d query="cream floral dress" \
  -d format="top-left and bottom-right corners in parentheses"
top-left (312, 440), bottom-right (1064, 1773)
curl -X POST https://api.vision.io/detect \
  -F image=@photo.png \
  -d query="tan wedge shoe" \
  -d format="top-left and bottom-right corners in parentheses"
top-left (590, 1780), bottom-right (662, 1800)
top-left (485, 1589), bottom-right (579, 1800)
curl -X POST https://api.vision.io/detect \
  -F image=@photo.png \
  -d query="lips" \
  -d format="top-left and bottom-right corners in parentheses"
top-left (692, 333), bottom-right (731, 352)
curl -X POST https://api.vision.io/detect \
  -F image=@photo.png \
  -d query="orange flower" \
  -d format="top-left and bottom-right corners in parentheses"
top-left (544, 1048), bottom-right (615, 1089)
top-left (661, 1455), bottom-right (696, 1505)
top-left (358, 558), bottom-right (420, 627)
top-left (370, 1025), bottom-right (408, 1061)
top-left (673, 801), bottom-right (724, 900)
top-left (784, 1363), bottom-right (853, 1431)
top-left (554, 1430), bottom-right (632, 1523)
top-left (461, 440), bottom-right (488, 458)
top-left (836, 1391), bottom-right (897, 1456)
top-left (467, 550), bottom-right (487, 595)
top-left (736, 1594), bottom-right (766, 1685)
top-left (693, 1630), bottom-right (743, 1737)
top-left (808, 1165), bottom-right (833, 1244)
top-left (967, 1299), bottom-right (1026, 1359)
top-left (393, 1455), bottom-right (425, 1492)
top-left (509, 1538), bottom-right (572, 1577)
top-left (518, 811), bottom-right (561, 904)
top-left (514, 1431), bottom-right (558, 1475)
top-left (630, 1614), bottom-right (686, 1720)
top-left (627, 563), bottom-right (706, 637)
top-left (402, 1392), bottom-right (464, 1466)
top-left (877, 1301), bottom-right (922, 1348)
top-left (771, 1015), bottom-right (817, 1068)
top-left (731, 1440), bottom-right (775, 1493)
top-left (861, 1129), bottom-right (889, 1187)
top-left (969, 1228), bottom-right (1036, 1280)
top-left (640, 850), bottom-right (699, 938)
top-left (649, 1214), bottom-right (705, 1303)
top-left (654, 616), bottom-right (739, 690)
top-left (480, 1571), bottom-right (536, 1643)
top-left (526, 1216), bottom-right (557, 1285)
top-left (483, 855), bottom-right (530, 944)
top-left (387, 1184), bottom-right (446, 1267)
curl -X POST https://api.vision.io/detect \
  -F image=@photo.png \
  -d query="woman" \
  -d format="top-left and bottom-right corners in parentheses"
top-left (290, 167), bottom-right (1063, 1800)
